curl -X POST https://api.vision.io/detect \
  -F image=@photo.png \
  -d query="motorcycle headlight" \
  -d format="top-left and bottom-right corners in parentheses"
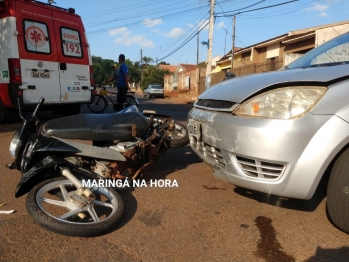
top-left (9, 131), bottom-right (20, 158)
top-left (233, 86), bottom-right (327, 119)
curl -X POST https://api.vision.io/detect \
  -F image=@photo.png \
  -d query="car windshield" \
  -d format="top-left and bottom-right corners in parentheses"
top-left (150, 85), bottom-right (163, 89)
top-left (287, 32), bottom-right (349, 69)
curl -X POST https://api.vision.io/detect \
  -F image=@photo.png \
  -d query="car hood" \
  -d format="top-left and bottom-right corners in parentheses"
top-left (199, 64), bottom-right (349, 103)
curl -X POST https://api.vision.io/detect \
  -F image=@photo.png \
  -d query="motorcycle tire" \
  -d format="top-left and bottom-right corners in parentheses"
top-left (26, 177), bottom-right (124, 237)
top-left (164, 122), bottom-right (189, 148)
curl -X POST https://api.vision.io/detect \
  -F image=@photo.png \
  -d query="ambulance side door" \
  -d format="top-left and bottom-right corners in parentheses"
top-left (15, 2), bottom-right (60, 104)
top-left (51, 12), bottom-right (92, 102)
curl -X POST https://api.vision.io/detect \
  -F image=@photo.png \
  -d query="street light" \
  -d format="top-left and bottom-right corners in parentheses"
top-left (201, 40), bottom-right (209, 48)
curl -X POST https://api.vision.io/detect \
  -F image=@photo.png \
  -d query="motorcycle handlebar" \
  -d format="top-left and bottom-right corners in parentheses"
top-left (32, 97), bottom-right (45, 117)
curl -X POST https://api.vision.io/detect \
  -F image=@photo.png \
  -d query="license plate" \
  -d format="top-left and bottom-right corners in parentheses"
top-left (32, 71), bottom-right (50, 79)
top-left (188, 119), bottom-right (201, 140)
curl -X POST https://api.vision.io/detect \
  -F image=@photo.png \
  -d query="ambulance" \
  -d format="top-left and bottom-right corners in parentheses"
top-left (0, 0), bottom-right (95, 123)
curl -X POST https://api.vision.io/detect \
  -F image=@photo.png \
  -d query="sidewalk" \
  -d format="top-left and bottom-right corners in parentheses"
top-left (134, 89), bottom-right (199, 104)
top-left (164, 90), bottom-right (199, 104)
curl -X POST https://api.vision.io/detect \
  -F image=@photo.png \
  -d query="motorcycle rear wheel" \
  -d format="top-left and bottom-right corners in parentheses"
top-left (164, 122), bottom-right (189, 148)
top-left (26, 177), bottom-right (124, 237)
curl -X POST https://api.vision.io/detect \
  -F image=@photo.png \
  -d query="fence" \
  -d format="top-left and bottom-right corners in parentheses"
top-left (201, 58), bottom-right (284, 94)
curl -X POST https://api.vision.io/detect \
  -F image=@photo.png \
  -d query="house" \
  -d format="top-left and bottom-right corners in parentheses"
top-left (215, 20), bottom-right (349, 76)
top-left (162, 64), bottom-right (205, 92)
top-left (159, 64), bottom-right (177, 92)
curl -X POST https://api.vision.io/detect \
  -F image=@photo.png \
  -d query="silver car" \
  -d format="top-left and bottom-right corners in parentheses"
top-left (188, 32), bottom-right (349, 234)
top-left (143, 84), bottom-right (165, 98)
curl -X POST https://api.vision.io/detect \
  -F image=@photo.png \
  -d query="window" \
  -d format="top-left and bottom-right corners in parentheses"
top-left (24, 20), bottom-right (51, 54)
top-left (61, 27), bottom-right (83, 58)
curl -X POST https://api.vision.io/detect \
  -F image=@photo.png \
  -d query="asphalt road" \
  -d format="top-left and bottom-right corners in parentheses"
top-left (0, 93), bottom-right (349, 262)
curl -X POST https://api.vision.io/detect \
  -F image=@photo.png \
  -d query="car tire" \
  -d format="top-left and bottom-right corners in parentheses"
top-left (327, 147), bottom-right (349, 234)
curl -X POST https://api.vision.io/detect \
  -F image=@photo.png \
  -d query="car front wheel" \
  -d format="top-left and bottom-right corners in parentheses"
top-left (327, 147), bottom-right (349, 234)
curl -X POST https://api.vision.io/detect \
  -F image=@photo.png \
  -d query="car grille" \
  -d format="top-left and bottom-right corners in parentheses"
top-left (235, 156), bottom-right (285, 180)
top-left (191, 136), bottom-right (225, 169)
top-left (195, 99), bottom-right (235, 110)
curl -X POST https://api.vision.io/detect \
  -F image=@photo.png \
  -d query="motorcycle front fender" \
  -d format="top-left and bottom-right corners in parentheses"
top-left (15, 155), bottom-right (64, 198)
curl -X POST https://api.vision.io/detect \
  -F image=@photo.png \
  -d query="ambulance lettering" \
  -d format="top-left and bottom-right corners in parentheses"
top-left (61, 28), bottom-right (82, 57)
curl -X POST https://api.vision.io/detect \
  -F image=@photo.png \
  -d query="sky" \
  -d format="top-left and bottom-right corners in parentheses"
top-left (52, 0), bottom-right (348, 65)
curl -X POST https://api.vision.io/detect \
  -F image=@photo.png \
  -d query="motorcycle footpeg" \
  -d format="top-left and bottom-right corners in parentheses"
top-left (5, 162), bottom-right (16, 170)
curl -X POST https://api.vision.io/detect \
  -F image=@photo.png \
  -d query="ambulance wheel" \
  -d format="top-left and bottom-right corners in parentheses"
top-left (0, 99), bottom-right (10, 124)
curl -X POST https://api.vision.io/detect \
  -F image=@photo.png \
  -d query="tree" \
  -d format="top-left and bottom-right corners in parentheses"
top-left (140, 65), bottom-right (170, 90)
top-left (142, 56), bottom-right (153, 67)
top-left (92, 56), bottom-right (116, 86)
top-left (158, 61), bottom-right (170, 65)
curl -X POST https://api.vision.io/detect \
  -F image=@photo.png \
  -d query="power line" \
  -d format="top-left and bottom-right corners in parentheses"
top-left (236, 0), bottom-right (327, 19)
top-left (215, 0), bottom-right (299, 17)
top-left (217, 0), bottom-right (266, 16)
top-left (154, 20), bottom-right (210, 62)
top-left (85, 0), bottom-right (204, 28)
top-left (149, 12), bottom-right (210, 57)
top-left (87, 5), bottom-right (209, 35)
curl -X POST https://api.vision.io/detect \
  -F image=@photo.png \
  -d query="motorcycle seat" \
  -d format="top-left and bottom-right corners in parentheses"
top-left (41, 112), bottom-right (150, 141)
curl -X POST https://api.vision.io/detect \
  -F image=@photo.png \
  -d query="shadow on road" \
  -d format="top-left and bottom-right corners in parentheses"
top-left (110, 190), bottom-right (138, 234)
top-left (233, 181), bottom-right (327, 212)
top-left (139, 145), bottom-right (202, 181)
top-left (305, 246), bottom-right (349, 261)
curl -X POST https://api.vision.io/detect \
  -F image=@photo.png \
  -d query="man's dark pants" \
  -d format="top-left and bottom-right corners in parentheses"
top-left (116, 86), bottom-right (128, 111)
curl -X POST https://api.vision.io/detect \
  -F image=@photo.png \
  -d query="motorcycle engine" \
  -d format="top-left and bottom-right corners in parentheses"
top-left (91, 140), bottom-right (139, 179)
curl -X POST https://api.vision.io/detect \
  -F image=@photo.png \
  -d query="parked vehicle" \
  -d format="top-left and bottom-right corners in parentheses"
top-left (188, 32), bottom-right (349, 233)
top-left (143, 84), bottom-right (165, 98)
top-left (0, 0), bottom-right (95, 123)
top-left (6, 98), bottom-right (189, 237)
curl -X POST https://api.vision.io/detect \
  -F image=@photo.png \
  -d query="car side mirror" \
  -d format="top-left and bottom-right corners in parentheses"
top-left (224, 72), bottom-right (235, 80)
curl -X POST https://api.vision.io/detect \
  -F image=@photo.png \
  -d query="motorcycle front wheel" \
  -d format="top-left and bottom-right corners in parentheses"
top-left (164, 122), bottom-right (189, 148)
top-left (26, 177), bottom-right (124, 237)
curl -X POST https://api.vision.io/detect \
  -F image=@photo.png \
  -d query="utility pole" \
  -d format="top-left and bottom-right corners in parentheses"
top-left (230, 16), bottom-right (236, 71)
top-left (140, 49), bottom-right (143, 86)
top-left (205, 0), bottom-right (215, 89)
top-left (224, 28), bottom-right (227, 55)
top-left (196, 32), bottom-right (200, 92)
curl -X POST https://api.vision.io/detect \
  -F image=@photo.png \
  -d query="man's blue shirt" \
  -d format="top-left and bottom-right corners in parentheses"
top-left (118, 63), bottom-right (129, 87)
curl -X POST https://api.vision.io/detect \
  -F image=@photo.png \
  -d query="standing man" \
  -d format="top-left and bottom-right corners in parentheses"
top-left (117, 54), bottom-right (130, 111)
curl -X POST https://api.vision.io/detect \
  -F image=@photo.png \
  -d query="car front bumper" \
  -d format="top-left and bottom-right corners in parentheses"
top-left (188, 107), bottom-right (349, 199)
top-left (150, 93), bottom-right (164, 97)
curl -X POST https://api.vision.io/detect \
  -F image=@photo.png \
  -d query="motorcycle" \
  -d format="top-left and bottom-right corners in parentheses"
top-left (6, 98), bottom-right (189, 237)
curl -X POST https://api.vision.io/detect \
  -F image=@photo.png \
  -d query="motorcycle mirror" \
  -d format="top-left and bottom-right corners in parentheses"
top-left (17, 98), bottom-right (24, 120)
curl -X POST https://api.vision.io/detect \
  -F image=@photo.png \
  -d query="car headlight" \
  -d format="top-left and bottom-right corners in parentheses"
top-left (233, 86), bottom-right (327, 119)
top-left (9, 131), bottom-right (20, 158)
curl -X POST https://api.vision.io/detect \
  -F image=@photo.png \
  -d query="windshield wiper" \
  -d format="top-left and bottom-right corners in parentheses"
top-left (310, 61), bottom-right (349, 68)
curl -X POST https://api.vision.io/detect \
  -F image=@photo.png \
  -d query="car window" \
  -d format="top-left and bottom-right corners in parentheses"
top-left (287, 32), bottom-right (349, 69)
top-left (150, 85), bottom-right (163, 89)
